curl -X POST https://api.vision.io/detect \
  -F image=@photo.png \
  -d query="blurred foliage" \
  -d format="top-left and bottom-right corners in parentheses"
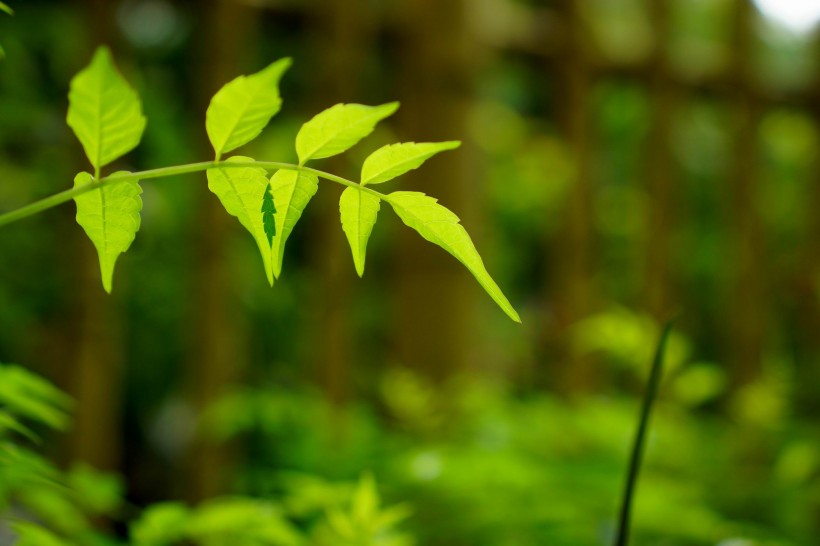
top-left (204, 351), bottom-right (820, 546)
top-left (0, 363), bottom-right (413, 545)
top-left (1, 0), bottom-right (819, 545)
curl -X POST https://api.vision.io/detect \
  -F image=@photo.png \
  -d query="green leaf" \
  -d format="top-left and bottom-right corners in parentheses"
top-left (206, 157), bottom-right (273, 286)
top-left (339, 187), bottom-right (380, 277)
top-left (131, 502), bottom-right (191, 546)
top-left (361, 141), bottom-right (461, 185)
top-left (269, 169), bottom-right (318, 278)
top-left (67, 463), bottom-right (123, 515)
top-left (206, 58), bottom-right (291, 159)
top-left (387, 191), bottom-right (520, 322)
top-left (11, 522), bottom-right (72, 546)
top-left (295, 102), bottom-right (399, 165)
top-left (0, 2), bottom-right (13, 15)
top-left (0, 364), bottom-right (72, 430)
top-left (262, 186), bottom-right (277, 245)
top-left (73, 171), bottom-right (142, 293)
top-left (67, 46), bottom-right (146, 173)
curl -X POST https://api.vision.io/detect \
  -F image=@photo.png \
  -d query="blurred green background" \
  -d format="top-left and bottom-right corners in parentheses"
top-left (0, 0), bottom-right (818, 544)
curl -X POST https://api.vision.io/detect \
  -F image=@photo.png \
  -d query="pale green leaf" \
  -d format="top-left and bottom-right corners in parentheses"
top-left (206, 157), bottom-right (273, 286)
top-left (67, 46), bottom-right (146, 172)
top-left (0, 2), bottom-right (13, 15)
top-left (206, 58), bottom-right (291, 159)
top-left (269, 169), bottom-right (319, 278)
top-left (339, 187), bottom-right (380, 277)
top-left (361, 141), bottom-right (461, 185)
top-left (73, 171), bottom-right (142, 293)
top-left (295, 102), bottom-right (399, 164)
top-left (387, 191), bottom-right (520, 322)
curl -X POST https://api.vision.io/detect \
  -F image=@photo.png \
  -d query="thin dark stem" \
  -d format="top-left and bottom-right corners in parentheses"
top-left (613, 314), bottom-right (678, 546)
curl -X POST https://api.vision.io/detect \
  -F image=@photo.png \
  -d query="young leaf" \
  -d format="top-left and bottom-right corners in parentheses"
top-left (361, 141), bottom-right (461, 185)
top-left (206, 58), bottom-right (291, 159)
top-left (269, 169), bottom-right (318, 278)
top-left (295, 102), bottom-right (399, 165)
top-left (73, 171), bottom-right (142, 293)
top-left (206, 157), bottom-right (274, 286)
top-left (339, 187), bottom-right (380, 277)
top-left (261, 187), bottom-right (276, 245)
top-left (386, 191), bottom-right (520, 322)
top-left (67, 47), bottom-right (147, 173)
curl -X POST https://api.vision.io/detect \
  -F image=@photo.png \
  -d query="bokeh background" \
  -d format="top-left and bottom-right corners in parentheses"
top-left (0, 0), bottom-right (818, 544)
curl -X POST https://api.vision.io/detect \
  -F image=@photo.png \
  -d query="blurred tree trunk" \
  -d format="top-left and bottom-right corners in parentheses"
top-left (184, 0), bottom-right (256, 501)
top-left (724, 0), bottom-right (765, 390)
top-left (305, 0), bottom-right (375, 415)
top-left (548, 0), bottom-right (597, 393)
top-left (643, 0), bottom-right (677, 320)
top-left (391, 0), bottom-right (477, 382)
top-left (794, 37), bottom-right (820, 418)
top-left (63, 0), bottom-right (123, 474)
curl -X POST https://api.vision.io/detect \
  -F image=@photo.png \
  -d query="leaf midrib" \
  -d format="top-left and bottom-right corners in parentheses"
top-left (214, 78), bottom-right (276, 157)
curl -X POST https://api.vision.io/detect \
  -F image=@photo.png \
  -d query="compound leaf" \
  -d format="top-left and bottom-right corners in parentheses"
top-left (386, 191), bottom-right (520, 322)
top-left (269, 169), bottom-right (318, 278)
top-left (339, 187), bottom-right (380, 277)
top-left (67, 46), bottom-right (146, 172)
top-left (361, 141), bottom-right (461, 185)
top-left (207, 157), bottom-right (274, 286)
top-left (295, 102), bottom-right (399, 165)
top-left (206, 58), bottom-right (291, 159)
top-left (73, 171), bottom-right (142, 293)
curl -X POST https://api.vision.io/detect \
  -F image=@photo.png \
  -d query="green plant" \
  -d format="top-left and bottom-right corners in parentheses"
top-left (0, 46), bottom-right (519, 322)
top-left (0, 2), bottom-right (11, 59)
top-left (0, 361), bottom-right (414, 545)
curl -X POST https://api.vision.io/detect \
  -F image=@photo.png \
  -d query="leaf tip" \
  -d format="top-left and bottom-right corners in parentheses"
top-left (382, 101), bottom-right (400, 115)
top-left (92, 44), bottom-right (113, 65)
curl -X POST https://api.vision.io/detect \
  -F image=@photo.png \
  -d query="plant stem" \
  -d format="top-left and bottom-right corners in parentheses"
top-left (0, 160), bottom-right (385, 229)
top-left (613, 315), bottom-right (678, 546)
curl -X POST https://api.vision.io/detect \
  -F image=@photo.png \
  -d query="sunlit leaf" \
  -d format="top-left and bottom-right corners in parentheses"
top-left (0, 2), bottom-right (12, 15)
top-left (207, 157), bottom-right (274, 286)
top-left (269, 169), bottom-right (318, 278)
top-left (387, 191), bottom-right (520, 322)
top-left (339, 187), bottom-right (380, 277)
top-left (67, 46), bottom-right (146, 172)
top-left (206, 58), bottom-right (291, 159)
top-left (73, 171), bottom-right (142, 293)
top-left (295, 102), bottom-right (399, 164)
top-left (361, 141), bottom-right (460, 185)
